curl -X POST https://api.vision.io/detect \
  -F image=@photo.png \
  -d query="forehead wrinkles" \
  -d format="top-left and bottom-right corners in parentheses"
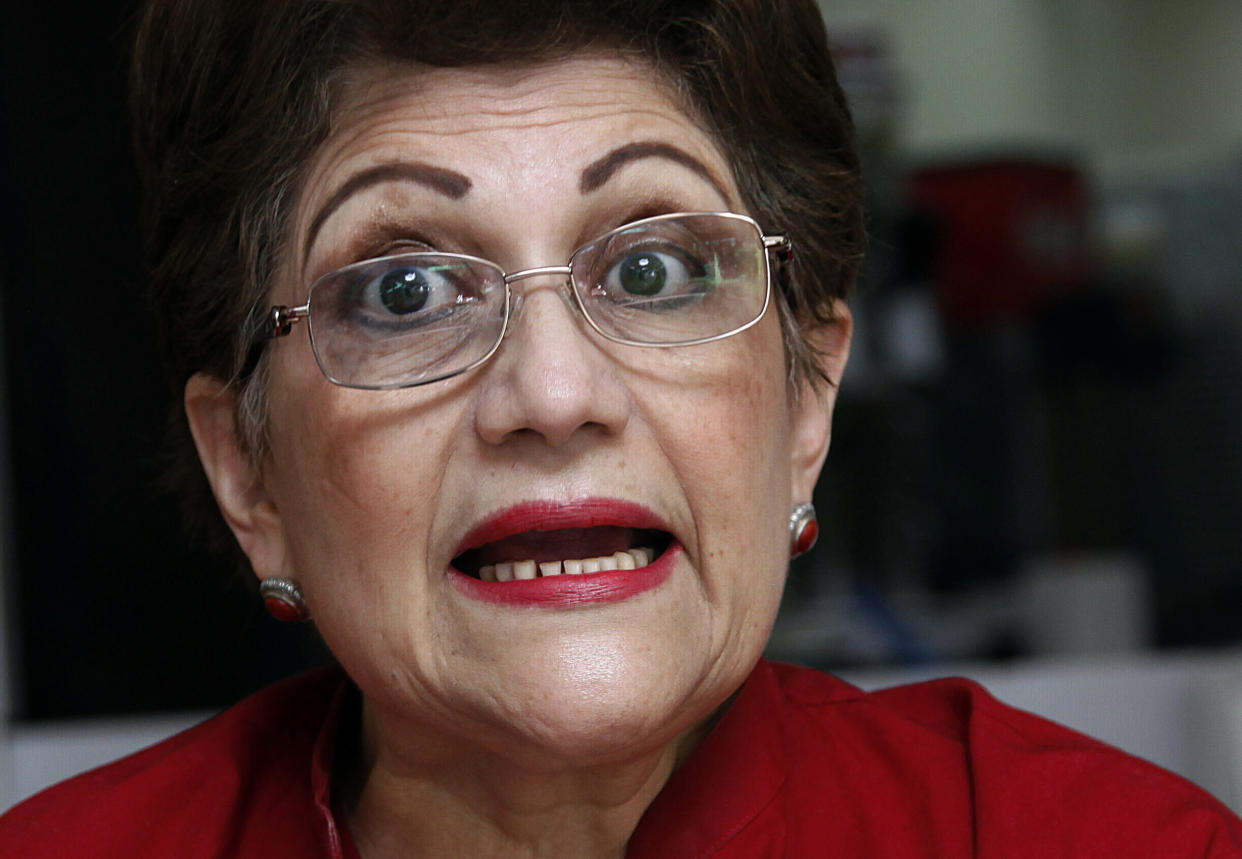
top-left (315, 78), bottom-right (710, 186)
top-left (301, 57), bottom-right (720, 199)
top-left (284, 62), bottom-right (734, 288)
top-left (325, 97), bottom-right (700, 155)
top-left (338, 57), bottom-right (691, 133)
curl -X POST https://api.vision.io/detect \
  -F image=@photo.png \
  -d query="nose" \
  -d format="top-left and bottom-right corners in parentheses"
top-left (473, 272), bottom-right (631, 448)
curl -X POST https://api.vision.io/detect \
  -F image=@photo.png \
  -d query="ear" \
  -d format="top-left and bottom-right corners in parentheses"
top-left (184, 373), bottom-right (287, 580)
top-left (789, 302), bottom-right (853, 502)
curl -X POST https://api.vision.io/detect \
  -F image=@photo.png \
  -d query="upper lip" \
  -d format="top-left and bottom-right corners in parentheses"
top-left (452, 498), bottom-right (673, 558)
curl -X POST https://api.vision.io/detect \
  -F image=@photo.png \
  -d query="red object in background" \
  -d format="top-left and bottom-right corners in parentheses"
top-left (909, 159), bottom-right (1091, 329)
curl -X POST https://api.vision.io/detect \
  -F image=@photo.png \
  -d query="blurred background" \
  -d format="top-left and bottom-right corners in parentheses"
top-left (3, 0), bottom-right (1241, 812)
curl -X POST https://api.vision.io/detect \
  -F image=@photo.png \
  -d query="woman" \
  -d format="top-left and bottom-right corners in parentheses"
top-left (2, 0), bottom-right (1239, 856)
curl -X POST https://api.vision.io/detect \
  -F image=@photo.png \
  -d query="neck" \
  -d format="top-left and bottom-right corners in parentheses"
top-left (339, 696), bottom-right (715, 859)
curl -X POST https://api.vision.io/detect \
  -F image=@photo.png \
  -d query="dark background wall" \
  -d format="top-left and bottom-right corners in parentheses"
top-left (0, 4), bottom-right (325, 720)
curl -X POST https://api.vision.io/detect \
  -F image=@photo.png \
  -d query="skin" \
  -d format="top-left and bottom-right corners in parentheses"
top-left (186, 56), bottom-right (851, 857)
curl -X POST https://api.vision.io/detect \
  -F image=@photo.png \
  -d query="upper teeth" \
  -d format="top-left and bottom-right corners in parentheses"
top-left (478, 547), bottom-right (655, 582)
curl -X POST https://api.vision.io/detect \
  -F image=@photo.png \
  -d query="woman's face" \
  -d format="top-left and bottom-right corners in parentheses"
top-left (195, 56), bottom-right (847, 762)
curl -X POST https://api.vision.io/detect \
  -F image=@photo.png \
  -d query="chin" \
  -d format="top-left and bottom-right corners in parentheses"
top-left (476, 634), bottom-right (743, 767)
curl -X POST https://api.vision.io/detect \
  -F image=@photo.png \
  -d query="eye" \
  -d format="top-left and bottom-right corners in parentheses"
top-left (599, 245), bottom-right (708, 306)
top-left (376, 266), bottom-right (433, 314)
top-left (341, 256), bottom-right (479, 332)
top-left (613, 251), bottom-right (675, 296)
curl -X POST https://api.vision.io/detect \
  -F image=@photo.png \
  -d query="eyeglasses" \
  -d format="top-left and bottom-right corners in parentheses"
top-left (260, 211), bottom-right (791, 390)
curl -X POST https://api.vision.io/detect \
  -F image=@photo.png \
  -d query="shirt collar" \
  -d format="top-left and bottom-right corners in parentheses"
top-left (310, 670), bottom-right (356, 859)
top-left (626, 659), bottom-right (787, 857)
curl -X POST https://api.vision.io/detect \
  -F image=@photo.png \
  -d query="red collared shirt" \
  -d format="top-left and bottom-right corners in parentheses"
top-left (3, 660), bottom-right (1240, 857)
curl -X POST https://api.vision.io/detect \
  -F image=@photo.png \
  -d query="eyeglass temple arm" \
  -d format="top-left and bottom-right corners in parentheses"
top-left (239, 304), bottom-right (309, 380)
top-left (266, 304), bottom-right (310, 339)
top-left (764, 234), bottom-right (793, 288)
top-left (764, 235), bottom-right (791, 257)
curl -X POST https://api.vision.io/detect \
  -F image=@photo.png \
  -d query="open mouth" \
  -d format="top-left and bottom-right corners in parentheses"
top-left (452, 526), bottom-right (672, 582)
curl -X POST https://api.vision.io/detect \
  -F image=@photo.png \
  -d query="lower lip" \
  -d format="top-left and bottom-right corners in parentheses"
top-left (449, 544), bottom-right (680, 608)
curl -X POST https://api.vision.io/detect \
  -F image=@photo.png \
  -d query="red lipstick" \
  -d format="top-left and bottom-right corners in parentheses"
top-left (449, 498), bottom-right (679, 608)
top-left (456, 498), bottom-right (668, 548)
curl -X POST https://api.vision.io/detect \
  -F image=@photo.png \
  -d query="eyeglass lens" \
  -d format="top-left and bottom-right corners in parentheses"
top-left (305, 213), bottom-right (769, 389)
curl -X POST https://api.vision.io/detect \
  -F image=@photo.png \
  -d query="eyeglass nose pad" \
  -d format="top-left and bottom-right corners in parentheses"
top-left (500, 275), bottom-right (580, 340)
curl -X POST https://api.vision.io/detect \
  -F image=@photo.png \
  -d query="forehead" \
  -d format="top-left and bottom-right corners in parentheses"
top-left (325, 55), bottom-right (706, 147)
top-left (292, 55), bottom-right (738, 254)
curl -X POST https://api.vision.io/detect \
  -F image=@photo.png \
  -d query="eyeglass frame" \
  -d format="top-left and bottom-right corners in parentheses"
top-left (252, 211), bottom-right (793, 390)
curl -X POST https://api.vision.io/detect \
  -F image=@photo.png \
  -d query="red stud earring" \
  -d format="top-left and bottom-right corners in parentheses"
top-left (260, 578), bottom-right (310, 622)
top-left (789, 503), bottom-right (818, 558)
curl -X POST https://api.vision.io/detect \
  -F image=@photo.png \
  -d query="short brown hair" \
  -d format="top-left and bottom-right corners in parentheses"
top-left (131, 0), bottom-right (864, 551)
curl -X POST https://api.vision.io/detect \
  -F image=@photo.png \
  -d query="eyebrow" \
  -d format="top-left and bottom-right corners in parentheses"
top-left (302, 141), bottom-right (731, 265)
top-left (579, 141), bottom-right (733, 205)
top-left (303, 162), bottom-right (472, 263)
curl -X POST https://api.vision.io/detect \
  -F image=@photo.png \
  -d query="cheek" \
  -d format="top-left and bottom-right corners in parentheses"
top-left (667, 331), bottom-right (790, 485)
top-left (644, 324), bottom-right (793, 562)
top-left (264, 378), bottom-right (460, 582)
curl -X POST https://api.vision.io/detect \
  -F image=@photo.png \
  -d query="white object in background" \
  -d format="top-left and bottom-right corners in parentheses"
top-left (1017, 552), bottom-right (1151, 655)
top-left (1206, 672), bottom-right (1242, 817)
top-left (881, 288), bottom-right (946, 384)
top-left (2, 711), bottom-right (208, 814)
top-left (841, 650), bottom-right (1241, 814)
